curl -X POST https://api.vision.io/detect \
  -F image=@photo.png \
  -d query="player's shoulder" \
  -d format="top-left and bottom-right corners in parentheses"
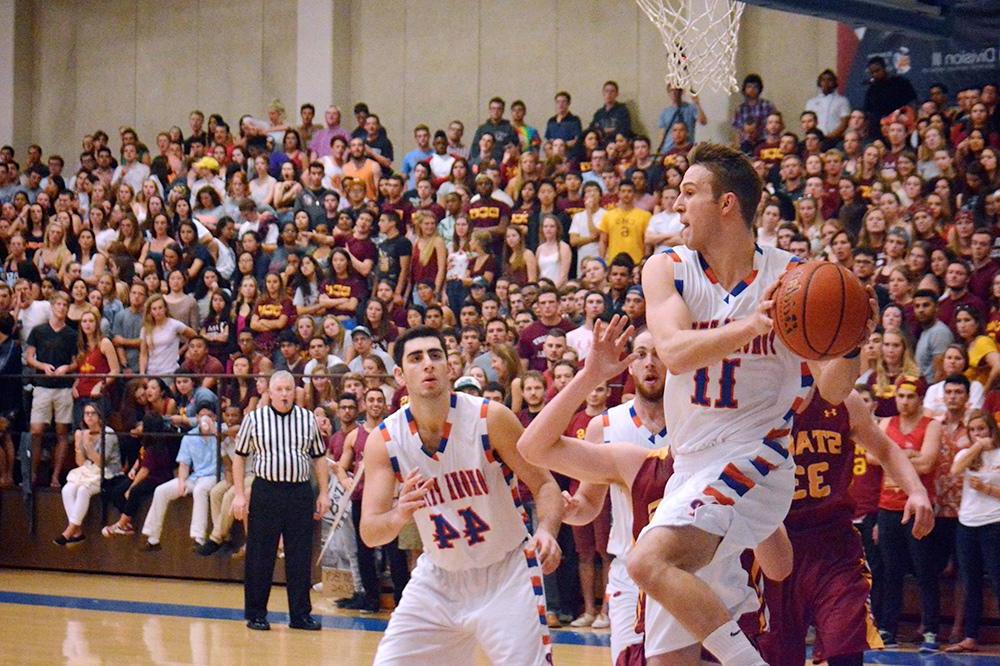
top-left (758, 243), bottom-right (799, 272)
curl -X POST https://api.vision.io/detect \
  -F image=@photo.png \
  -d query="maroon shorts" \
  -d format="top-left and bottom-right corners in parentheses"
top-left (758, 525), bottom-right (881, 666)
top-left (571, 496), bottom-right (611, 559)
top-left (616, 643), bottom-right (644, 666)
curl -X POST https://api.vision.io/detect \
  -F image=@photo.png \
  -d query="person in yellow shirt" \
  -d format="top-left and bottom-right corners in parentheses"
top-left (597, 181), bottom-right (651, 264)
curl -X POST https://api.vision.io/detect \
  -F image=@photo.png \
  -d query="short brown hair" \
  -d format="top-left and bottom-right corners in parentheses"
top-left (688, 143), bottom-right (762, 229)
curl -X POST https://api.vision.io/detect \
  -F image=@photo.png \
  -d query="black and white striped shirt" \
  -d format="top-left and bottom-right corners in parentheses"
top-left (235, 405), bottom-right (325, 483)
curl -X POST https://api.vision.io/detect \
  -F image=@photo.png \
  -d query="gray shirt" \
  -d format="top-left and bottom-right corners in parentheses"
top-left (112, 307), bottom-right (144, 372)
top-left (915, 320), bottom-right (954, 383)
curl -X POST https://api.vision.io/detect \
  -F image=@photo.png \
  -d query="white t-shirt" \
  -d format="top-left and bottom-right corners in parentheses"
top-left (303, 355), bottom-right (346, 386)
top-left (112, 162), bottom-right (151, 195)
top-left (645, 210), bottom-right (683, 253)
top-left (924, 380), bottom-right (985, 418)
top-left (19, 300), bottom-right (51, 358)
top-left (320, 157), bottom-right (343, 191)
top-left (956, 447), bottom-right (1000, 527)
top-left (567, 325), bottom-right (594, 360)
top-left (249, 176), bottom-right (276, 206)
top-left (146, 317), bottom-right (188, 375)
top-left (568, 208), bottom-right (604, 275)
top-left (429, 153), bottom-right (456, 180)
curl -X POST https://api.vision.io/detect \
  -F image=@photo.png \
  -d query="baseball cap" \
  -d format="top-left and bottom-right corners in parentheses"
top-left (351, 325), bottom-right (372, 339)
top-left (471, 277), bottom-right (488, 289)
top-left (454, 376), bottom-right (482, 393)
top-left (626, 285), bottom-right (644, 299)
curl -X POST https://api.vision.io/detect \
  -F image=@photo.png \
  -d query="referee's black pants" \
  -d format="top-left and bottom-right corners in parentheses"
top-left (245, 478), bottom-right (314, 622)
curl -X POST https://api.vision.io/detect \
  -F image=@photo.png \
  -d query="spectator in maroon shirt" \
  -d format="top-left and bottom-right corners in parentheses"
top-left (179, 336), bottom-right (225, 391)
top-left (968, 229), bottom-right (999, 302)
top-left (517, 286), bottom-right (574, 371)
top-left (939, 260), bottom-right (988, 335)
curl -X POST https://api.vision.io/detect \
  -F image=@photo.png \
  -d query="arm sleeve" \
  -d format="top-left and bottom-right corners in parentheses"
top-left (235, 412), bottom-right (255, 457)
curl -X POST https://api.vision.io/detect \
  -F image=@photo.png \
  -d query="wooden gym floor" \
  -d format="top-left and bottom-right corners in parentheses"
top-left (0, 569), bottom-right (998, 665)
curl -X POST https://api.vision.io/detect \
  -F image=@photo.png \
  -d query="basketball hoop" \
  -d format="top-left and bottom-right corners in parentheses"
top-left (636, 0), bottom-right (745, 94)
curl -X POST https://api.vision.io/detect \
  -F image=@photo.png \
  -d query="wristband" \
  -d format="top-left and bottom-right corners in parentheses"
top-left (843, 346), bottom-right (862, 359)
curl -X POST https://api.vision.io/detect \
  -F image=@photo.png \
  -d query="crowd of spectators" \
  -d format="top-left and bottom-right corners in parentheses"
top-left (2, 57), bottom-right (1000, 644)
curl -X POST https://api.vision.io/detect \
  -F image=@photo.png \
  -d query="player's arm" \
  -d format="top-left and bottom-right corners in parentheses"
top-left (753, 525), bottom-right (793, 582)
top-left (846, 392), bottom-right (934, 538)
top-left (562, 415), bottom-right (617, 526)
top-left (806, 355), bottom-right (861, 406)
top-left (488, 402), bottom-right (564, 573)
top-left (359, 433), bottom-right (432, 547)
top-left (518, 316), bottom-right (648, 486)
top-left (642, 252), bottom-right (770, 375)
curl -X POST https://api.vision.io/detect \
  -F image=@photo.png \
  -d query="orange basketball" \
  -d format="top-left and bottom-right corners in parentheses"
top-left (771, 262), bottom-right (870, 361)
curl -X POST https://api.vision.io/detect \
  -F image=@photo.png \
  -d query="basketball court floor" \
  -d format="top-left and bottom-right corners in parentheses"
top-left (0, 569), bottom-right (997, 665)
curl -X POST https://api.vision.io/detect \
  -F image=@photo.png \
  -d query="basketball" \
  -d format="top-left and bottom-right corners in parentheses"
top-left (771, 262), bottom-right (870, 361)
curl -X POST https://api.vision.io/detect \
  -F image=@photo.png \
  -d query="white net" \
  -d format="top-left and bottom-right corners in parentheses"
top-left (636, 0), bottom-right (745, 94)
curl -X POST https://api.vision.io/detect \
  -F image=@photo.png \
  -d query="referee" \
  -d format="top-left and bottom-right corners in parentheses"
top-left (232, 371), bottom-right (331, 631)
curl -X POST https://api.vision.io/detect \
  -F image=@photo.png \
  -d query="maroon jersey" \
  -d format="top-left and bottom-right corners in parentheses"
top-left (787, 395), bottom-right (856, 533)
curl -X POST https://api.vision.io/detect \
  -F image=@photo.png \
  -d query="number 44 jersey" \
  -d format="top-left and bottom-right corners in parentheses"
top-left (380, 392), bottom-right (530, 571)
top-left (659, 244), bottom-right (808, 456)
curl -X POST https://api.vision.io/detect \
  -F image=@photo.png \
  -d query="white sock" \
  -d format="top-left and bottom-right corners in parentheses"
top-left (702, 620), bottom-right (765, 666)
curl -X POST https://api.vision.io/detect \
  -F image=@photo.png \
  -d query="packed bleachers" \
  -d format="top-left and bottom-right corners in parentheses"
top-left (2, 59), bottom-right (1000, 649)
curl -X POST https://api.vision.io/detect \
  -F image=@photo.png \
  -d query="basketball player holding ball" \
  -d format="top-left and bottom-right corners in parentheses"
top-left (635, 143), bottom-right (868, 664)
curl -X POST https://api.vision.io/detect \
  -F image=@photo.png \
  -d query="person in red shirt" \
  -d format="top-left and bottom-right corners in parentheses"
top-left (876, 375), bottom-right (943, 650)
top-left (179, 336), bottom-right (225, 391)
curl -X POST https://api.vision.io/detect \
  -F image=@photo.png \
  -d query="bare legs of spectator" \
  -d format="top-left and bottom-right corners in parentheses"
top-left (60, 481), bottom-right (99, 539)
top-left (30, 422), bottom-right (70, 488)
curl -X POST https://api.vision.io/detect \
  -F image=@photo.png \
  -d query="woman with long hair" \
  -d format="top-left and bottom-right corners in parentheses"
top-left (359, 298), bottom-right (398, 354)
top-left (101, 414), bottom-right (175, 538)
top-left (536, 213), bottom-right (572, 286)
top-left (71, 308), bottom-right (119, 422)
top-left (469, 230), bottom-right (497, 288)
top-left (110, 214), bottom-right (146, 267)
top-left (411, 210), bottom-right (447, 300)
top-left (321, 315), bottom-right (349, 360)
top-left (361, 354), bottom-right (396, 405)
top-left (874, 229), bottom-right (910, 285)
top-left (221, 355), bottom-right (259, 414)
top-left (139, 294), bottom-right (195, 376)
top-left (858, 208), bottom-right (888, 258)
top-left (954, 305), bottom-right (1000, 391)
top-left (67, 278), bottom-right (94, 329)
top-left (322, 248), bottom-right (364, 322)
top-left (947, 210), bottom-right (976, 260)
top-left (436, 157), bottom-right (473, 202)
top-left (75, 228), bottom-right (107, 287)
top-left (271, 161), bottom-right (302, 217)
top-left (490, 343), bottom-right (524, 413)
top-left (144, 212), bottom-right (174, 266)
top-left (201, 289), bottom-right (236, 366)
top-left (35, 219), bottom-right (73, 279)
top-left (163, 269), bottom-right (201, 330)
top-left (924, 345), bottom-right (986, 417)
top-left (946, 409), bottom-right (1000, 653)
top-left (869, 329), bottom-right (922, 417)
top-left (290, 253), bottom-right (325, 318)
top-left (249, 272), bottom-right (295, 355)
top-left (250, 154), bottom-right (277, 207)
top-left (501, 225), bottom-right (537, 287)
top-left (55, 405), bottom-right (122, 545)
top-left (828, 229), bottom-right (855, 269)
top-left (445, 216), bottom-right (473, 314)
top-left (233, 275), bottom-right (259, 336)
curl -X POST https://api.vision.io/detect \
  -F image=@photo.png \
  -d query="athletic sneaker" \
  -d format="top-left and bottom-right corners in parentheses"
top-left (919, 633), bottom-right (939, 653)
top-left (591, 613), bottom-right (610, 629)
top-left (102, 524), bottom-right (134, 537)
top-left (570, 613), bottom-right (595, 628)
top-left (879, 630), bottom-right (899, 648)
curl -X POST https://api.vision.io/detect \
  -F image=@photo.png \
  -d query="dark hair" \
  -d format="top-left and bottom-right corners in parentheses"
top-left (943, 373), bottom-right (971, 392)
top-left (913, 289), bottom-right (939, 302)
top-left (742, 73), bottom-right (763, 91)
top-left (393, 326), bottom-right (447, 367)
top-left (816, 69), bottom-right (838, 87)
top-left (688, 143), bottom-right (762, 228)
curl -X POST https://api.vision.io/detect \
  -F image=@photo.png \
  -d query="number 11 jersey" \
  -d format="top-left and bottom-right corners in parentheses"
top-left (659, 244), bottom-right (808, 456)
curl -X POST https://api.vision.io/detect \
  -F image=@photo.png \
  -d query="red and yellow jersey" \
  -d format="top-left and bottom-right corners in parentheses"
top-left (786, 395), bottom-right (856, 533)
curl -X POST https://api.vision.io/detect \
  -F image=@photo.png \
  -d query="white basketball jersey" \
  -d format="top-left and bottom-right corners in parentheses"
top-left (381, 392), bottom-right (529, 571)
top-left (604, 400), bottom-right (669, 557)
top-left (660, 244), bottom-right (810, 456)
